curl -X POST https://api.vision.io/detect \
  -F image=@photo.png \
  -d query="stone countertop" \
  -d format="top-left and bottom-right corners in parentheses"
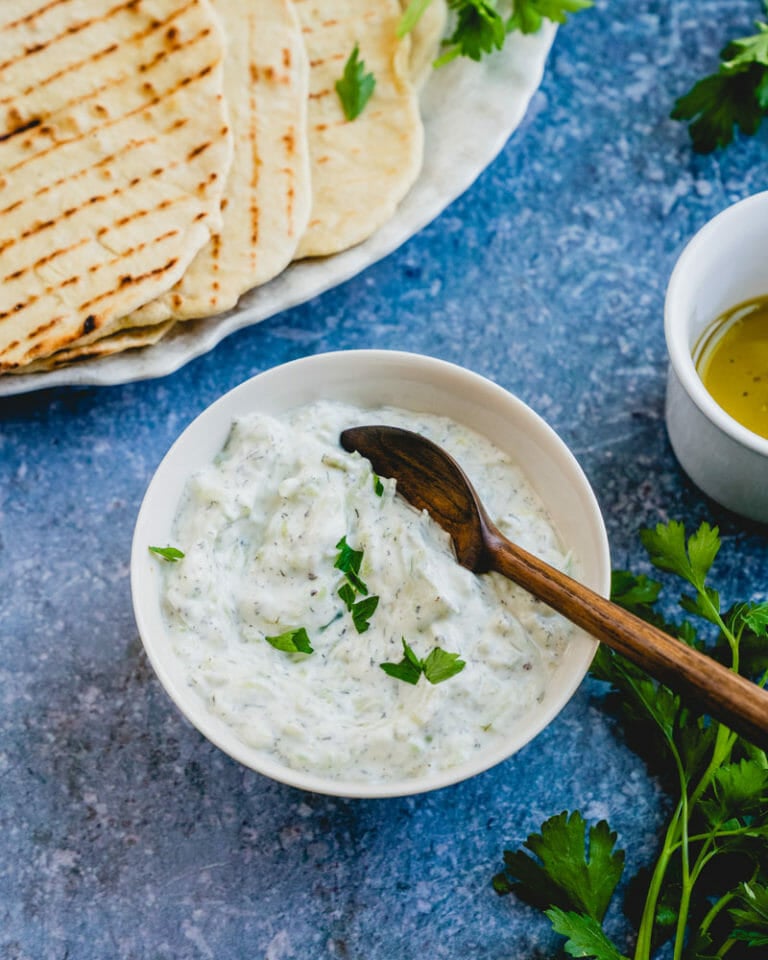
top-left (2, 1), bottom-right (768, 957)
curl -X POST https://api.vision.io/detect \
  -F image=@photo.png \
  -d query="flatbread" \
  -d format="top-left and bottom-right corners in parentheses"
top-left (405, 0), bottom-right (447, 88)
top-left (9, 320), bottom-right (175, 374)
top-left (127, 0), bottom-right (311, 326)
top-left (0, 0), bottom-right (232, 372)
top-left (294, 0), bottom-right (424, 258)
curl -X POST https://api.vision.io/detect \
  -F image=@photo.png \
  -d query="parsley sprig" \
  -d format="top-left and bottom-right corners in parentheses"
top-left (335, 44), bottom-right (376, 121)
top-left (381, 637), bottom-right (466, 685)
top-left (673, 4), bottom-right (768, 152)
top-left (398, 0), bottom-right (592, 67)
top-left (493, 520), bottom-right (768, 959)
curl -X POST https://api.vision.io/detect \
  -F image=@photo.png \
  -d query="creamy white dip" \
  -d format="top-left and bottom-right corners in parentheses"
top-left (159, 401), bottom-right (577, 783)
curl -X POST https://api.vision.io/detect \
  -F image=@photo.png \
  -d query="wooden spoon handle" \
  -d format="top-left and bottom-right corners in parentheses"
top-left (486, 532), bottom-right (768, 752)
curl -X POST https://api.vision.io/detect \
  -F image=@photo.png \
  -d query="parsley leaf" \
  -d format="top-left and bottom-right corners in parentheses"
top-left (380, 638), bottom-right (423, 685)
top-left (335, 536), bottom-right (379, 632)
top-left (672, 13), bottom-right (768, 152)
top-left (610, 570), bottom-right (662, 612)
top-left (640, 520), bottom-right (719, 591)
top-left (350, 595), bottom-right (379, 634)
top-left (148, 545), bottom-right (185, 562)
top-left (431, 0), bottom-right (592, 66)
top-left (494, 812), bottom-right (625, 922)
top-left (508, 0), bottom-right (593, 36)
top-left (730, 882), bottom-right (768, 947)
top-left (699, 759), bottom-right (768, 826)
top-left (380, 638), bottom-right (466, 685)
top-left (545, 907), bottom-right (630, 960)
top-left (338, 582), bottom-right (357, 611)
top-left (422, 646), bottom-right (466, 683)
top-left (373, 474), bottom-right (384, 497)
top-left (265, 627), bottom-right (314, 655)
top-left (436, 0), bottom-right (506, 65)
top-left (335, 44), bottom-right (375, 121)
top-left (334, 536), bottom-right (368, 595)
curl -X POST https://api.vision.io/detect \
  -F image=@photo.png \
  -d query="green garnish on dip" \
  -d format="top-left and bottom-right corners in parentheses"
top-left (381, 638), bottom-right (466, 685)
top-left (349, 595), bottom-right (379, 634)
top-left (335, 44), bottom-right (376, 121)
top-left (265, 628), bottom-right (314, 655)
top-left (148, 545), bottom-right (185, 562)
top-left (334, 535), bottom-right (368, 595)
top-left (335, 536), bottom-right (380, 633)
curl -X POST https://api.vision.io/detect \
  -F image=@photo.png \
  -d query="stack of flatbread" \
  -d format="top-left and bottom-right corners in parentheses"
top-left (0, 0), bottom-right (446, 376)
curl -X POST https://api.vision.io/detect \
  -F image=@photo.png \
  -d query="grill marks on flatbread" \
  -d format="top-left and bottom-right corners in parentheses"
top-left (9, 319), bottom-right (175, 374)
top-left (127, 0), bottom-right (311, 327)
top-left (0, 0), bottom-right (232, 371)
top-left (3, 0), bottom-right (429, 377)
top-left (293, 0), bottom-right (423, 258)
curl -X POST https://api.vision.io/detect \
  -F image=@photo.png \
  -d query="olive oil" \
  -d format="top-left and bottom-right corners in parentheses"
top-left (695, 296), bottom-right (768, 440)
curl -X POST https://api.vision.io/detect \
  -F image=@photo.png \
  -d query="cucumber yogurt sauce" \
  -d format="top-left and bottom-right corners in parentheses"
top-left (160, 400), bottom-right (578, 783)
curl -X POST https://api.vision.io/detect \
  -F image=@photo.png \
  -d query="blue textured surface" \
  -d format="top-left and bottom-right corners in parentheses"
top-left (2, 1), bottom-right (768, 957)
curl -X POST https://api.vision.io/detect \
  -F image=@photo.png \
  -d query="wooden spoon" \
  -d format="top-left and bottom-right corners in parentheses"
top-left (340, 424), bottom-right (768, 751)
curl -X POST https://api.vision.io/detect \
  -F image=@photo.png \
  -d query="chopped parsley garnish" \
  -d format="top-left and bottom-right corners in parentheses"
top-left (381, 638), bottom-right (466, 684)
top-left (148, 545), bottom-right (185, 562)
top-left (265, 627), bottom-right (314, 655)
top-left (381, 638), bottom-right (424, 685)
top-left (335, 536), bottom-right (380, 633)
top-left (334, 536), bottom-right (368, 595)
top-left (335, 44), bottom-right (375, 121)
top-left (422, 646), bottom-right (468, 684)
top-left (373, 474), bottom-right (384, 497)
top-left (349, 595), bottom-right (379, 634)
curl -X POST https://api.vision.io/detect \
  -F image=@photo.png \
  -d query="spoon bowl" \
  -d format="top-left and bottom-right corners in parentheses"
top-left (341, 424), bottom-right (768, 752)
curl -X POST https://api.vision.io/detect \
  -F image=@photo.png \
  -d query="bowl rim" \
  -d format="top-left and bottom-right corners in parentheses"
top-left (131, 348), bottom-right (611, 798)
top-left (664, 191), bottom-right (768, 459)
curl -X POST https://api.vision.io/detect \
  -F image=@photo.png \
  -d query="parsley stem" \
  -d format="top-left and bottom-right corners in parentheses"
top-left (715, 939), bottom-right (737, 959)
top-left (634, 798), bottom-right (684, 960)
top-left (700, 889), bottom-right (739, 939)
top-left (674, 839), bottom-right (722, 960)
top-left (672, 745), bottom-right (695, 960)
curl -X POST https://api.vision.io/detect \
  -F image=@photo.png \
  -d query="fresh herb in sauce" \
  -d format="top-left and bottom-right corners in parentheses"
top-left (422, 646), bottom-right (467, 683)
top-left (335, 535), bottom-right (380, 633)
top-left (335, 44), bottom-right (375, 121)
top-left (148, 545), bottom-right (185, 562)
top-left (334, 535), bottom-right (369, 595)
top-left (349, 595), bottom-right (379, 634)
top-left (265, 627), bottom-right (314, 655)
top-left (381, 638), bottom-right (466, 685)
top-left (373, 474), bottom-right (384, 497)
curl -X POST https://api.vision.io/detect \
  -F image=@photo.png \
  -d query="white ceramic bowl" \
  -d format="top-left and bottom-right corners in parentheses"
top-left (131, 350), bottom-right (610, 798)
top-left (665, 192), bottom-right (768, 522)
